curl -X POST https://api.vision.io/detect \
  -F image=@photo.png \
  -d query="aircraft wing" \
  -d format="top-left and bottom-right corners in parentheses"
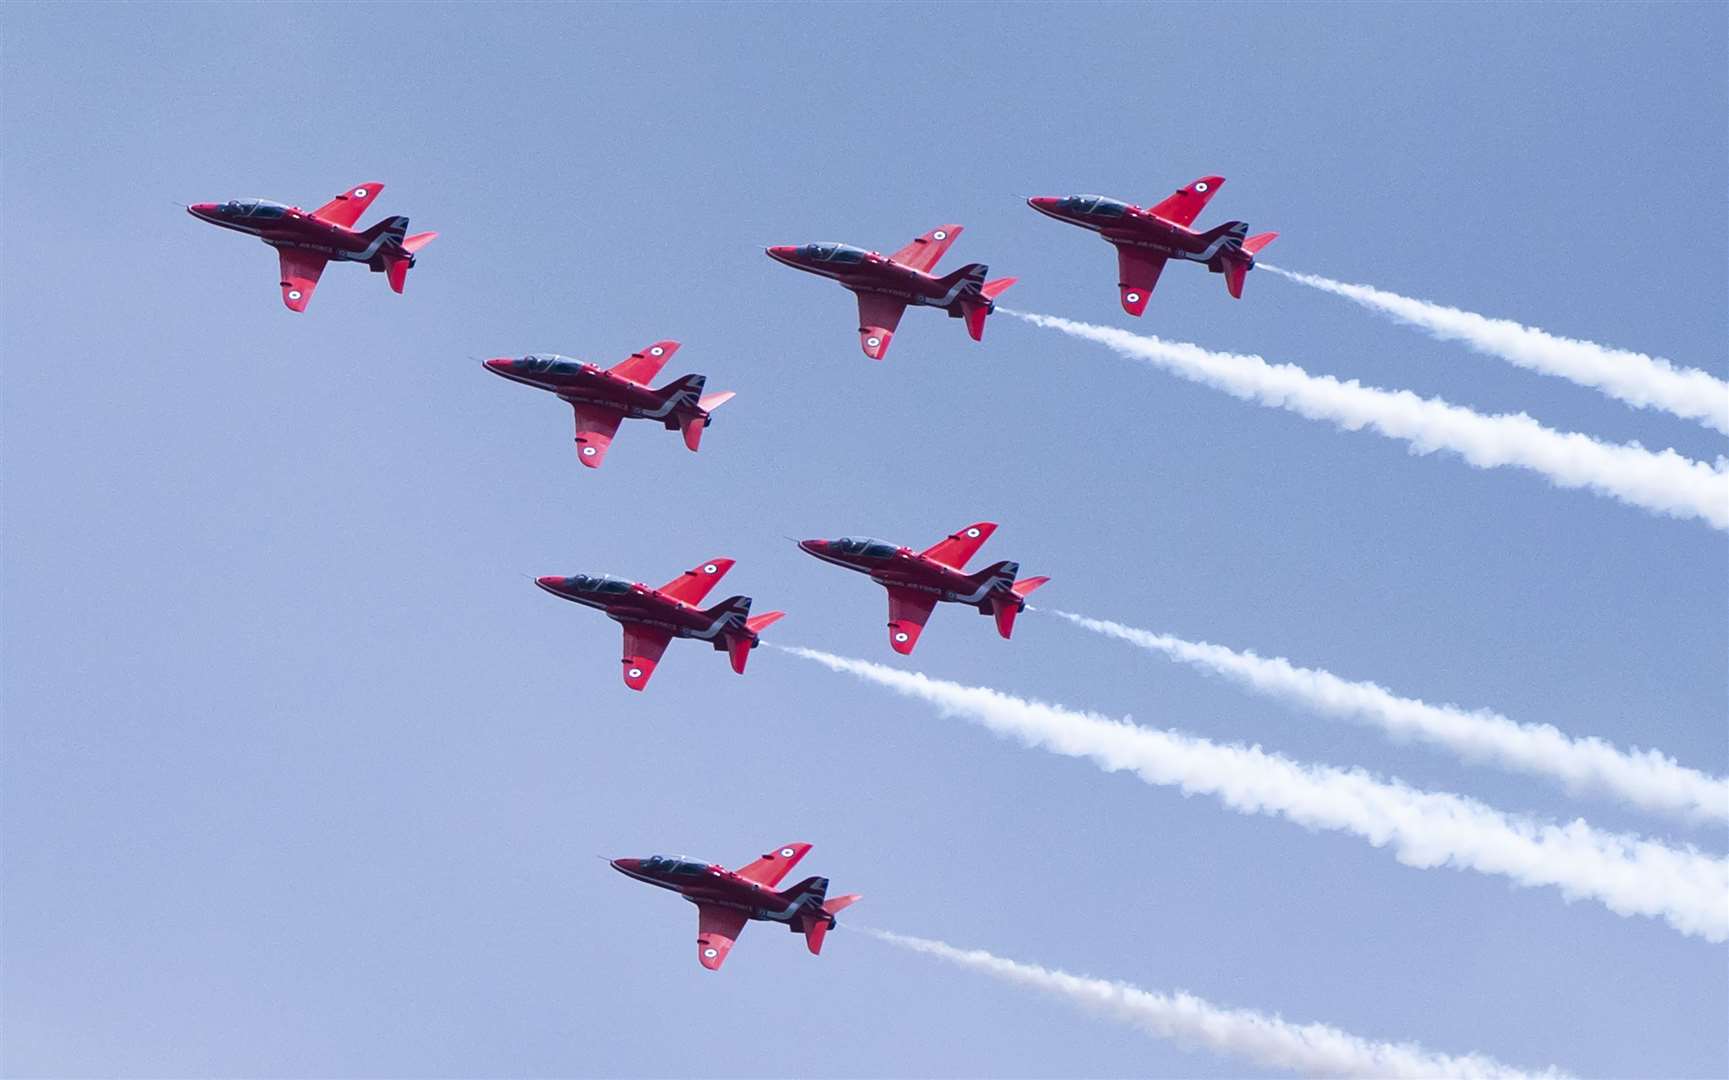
top-left (889, 224), bottom-right (963, 274)
top-left (885, 586), bottom-right (939, 655)
top-left (657, 557), bottom-right (735, 606)
top-left (607, 340), bottom-right (680, 386)
top-left (620, 622), bottom-right (673, 691)
top-left (1147, 175), bottom-right (1224, 228)
top-left (733, 842), bottom-right (812, 888)
top-left (277, 248), bottom-right (328, 313)
top-left (310, 182), bottom-right (385, 229)
top-left (855, 292), bottom-right (908, 361)
top-left (695, 903), bottom-right (749, 971)
top-left (920, 522), bottom-right (998, 569)
top-left (568, 403), bottom-right (624, 468)
top-left (1114, 244), bottom-right (1167, 317)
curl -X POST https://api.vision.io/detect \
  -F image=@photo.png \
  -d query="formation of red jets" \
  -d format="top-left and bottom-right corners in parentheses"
top-left (188, 175), bottom-right (1275, 969)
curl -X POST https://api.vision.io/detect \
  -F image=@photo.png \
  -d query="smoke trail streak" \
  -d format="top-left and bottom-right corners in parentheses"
top-left (782, 646), bottom-right (1729, 942)
top-left (862, 927), bottom-right (1567, 1079)
top-left (1003, 310), bottom-right (1729, 530)
top-left (1261, 265), bottom-right (1729, 435)
top-left (1050, 610), bottom-right (1729, 827)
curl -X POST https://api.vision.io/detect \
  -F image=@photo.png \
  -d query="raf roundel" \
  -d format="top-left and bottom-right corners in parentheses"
top-left (1125, 291), bottom-right (1141, 304)
top-left (627, 667), bottom-right (644, 680)
top-left (581, 446), bottom-right (597, 457)
top-left (703, 947), bottom-right (718, 959)
top-left (703, 564), bottom-right (719, 574)
top-left (965, 527), bottom-right (981, 538)
top-left (893, 631), bottom-right (910, 644)
top-left (353, 187), bottom-right (367, 198)
top-left (650, 346), bottom-right (664, 356)
top-left (287, 289), bottom-right (303, 301)
top-left (866, 337), bottom-right (881, 349)
top-left (780, 847), bottom-right (796, 858)
top-left (932, 229), bottom-right (948, 241)
top-left (1194, 181), bottom-right (1209, 193)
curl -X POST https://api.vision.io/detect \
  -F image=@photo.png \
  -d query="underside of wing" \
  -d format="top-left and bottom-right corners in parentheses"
top-left (568, 403), bottom-right (624, 468)
top-left (607, 340), bottom-right (680, 386)
top-left (1147, 175), bottom-right (1223, 228)
top-left (855, 292), bottom-right (909, 361)
top-left (695, 904), bottom-right (749, 971)
top-left (1114, 244), bottom-right (1167, 317)
top-left (276, 248), bottom-right (328, 313)
top-left (888, 224), bottom-right (962, 274)
top-left (885, 586), bottom-right (940, 655)
top-left (920, 522), bottom-right (997, 570)
top-left (310, 182), bottom-right (385, 229)
top-left (657, 557), bottom-right (735, 606)
top-left (620, 622), bottom-right (673, 691)
top-left (733, 842), bottom-right (812, 888)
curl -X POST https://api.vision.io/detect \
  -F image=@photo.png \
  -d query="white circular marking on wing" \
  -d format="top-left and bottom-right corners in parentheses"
top-left (627, 667), bottom-right (643, 679)
top-left (288, 290), bottom-right (303, 301)
top-left (581, 445), bottom-right (597, 457)
top-left (932, 229), bottom-right (948, 240)
top-left (703, 947), bottom-right (718, 959)
top-left (780, 847), bottom-right (796, 858)
top-left (354, 188), bottom-right (368, 197)
top-left (965, 527), bottom-right (980, 538)
top-left (1194, 181), bottom-right (1209, 193)
top-left (650, 346), bottom-right (665, 356)
top-left (893, 631), bottom-right (910, 643)
top-left (866, 337), bottom-right (881, 349)
top-left (1125, 291), bottom-right (1140, 304)
top-left (703, 564), bottom-right (719, 574)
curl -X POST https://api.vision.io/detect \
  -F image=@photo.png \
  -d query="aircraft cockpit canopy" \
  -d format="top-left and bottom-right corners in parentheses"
top-left (801, 243), bottom-right (867, 264)
top-left (224, 198), bottom-right (290, 219)
top-left (517, 354), bottom-right (581, 375)
top-left (1056, 195), bottom-right (1130, 218)
top-left (566, 573), bottom-right (634, 594)
top-left (645, 855), bottom-right (710, 876)
top-left (832, 537), bottom-right (898, 558)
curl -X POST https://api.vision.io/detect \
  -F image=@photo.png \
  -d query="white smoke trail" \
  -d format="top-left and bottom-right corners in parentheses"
top-left (1050, 610), bottom-right (1729, 827)
top-left (862, 927), bottom-right (1567, 1079)
top-left (1003, 310), bottom-right (1729, 531)
top-left (1261, 265), bottom-right (1729, 435)
top-left (782, 646), bottom-right (1729, 942)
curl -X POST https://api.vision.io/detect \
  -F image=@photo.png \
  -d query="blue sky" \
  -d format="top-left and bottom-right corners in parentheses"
top-left (3, 3), bottom-right (1724, 1076)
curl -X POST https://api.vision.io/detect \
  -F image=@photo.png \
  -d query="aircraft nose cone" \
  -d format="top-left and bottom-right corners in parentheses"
top-left (535, 575), bottom-right (563, 591)
top-left (484, 357), bottom-right (513, 373)
top-left (188, 202), bottom-right (217, 218)
top-left (1027, 196), bottom-right (1060, 214)
top-left (798, 539), bottom-right (826, 554)
top-left (766, 245), bottom-right (797, 263)
top-left (611, 858), bottom-right (643, 876)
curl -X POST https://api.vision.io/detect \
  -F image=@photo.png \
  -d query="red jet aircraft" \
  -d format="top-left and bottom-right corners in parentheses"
top-left (1027, 177), bottom-right (1276, 315)
top-left (485, 341), bottom-right (732, 469)
top-left (186, 182), bottom-right (436, 312)
top-left (611, 842), bottom-right (859, 971)
top-left (798, 522), bottom-right (1048, 654)
top-left (766, 227), bottom-right (1016, 360)
top-left (536, 557), bottom-right (782, 691)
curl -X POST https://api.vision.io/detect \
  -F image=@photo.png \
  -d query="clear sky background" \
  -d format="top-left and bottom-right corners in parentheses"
top-left (4, 3), bottom-right (1725, 1077)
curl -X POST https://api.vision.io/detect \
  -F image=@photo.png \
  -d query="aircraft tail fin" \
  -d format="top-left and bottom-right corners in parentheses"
top-left (1222, 259), bottom-right (1248, 299)
top-left (934, 261), bottom-right (989, 294)
top-left (1243, 231), bottom-right (1277, 256)
top-left (677, 390), bottom-right (734, 452)
top-left (652, 373), bottom-right (707, 413)
top-left (724, 611), bottom-right (783, 675)
top-left (802, 892), bottom-right (859, 955)
top-left (822, 893), bottom-right (860, 917)
top-left (992, 576), bottom-right (1048, 640)
top-left (1197, 219), bottom-right (1249, 246)
top-left (981, 276), bottom-right (1017, 300)
top-left (967, 559), bottom-right (1020, 592)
